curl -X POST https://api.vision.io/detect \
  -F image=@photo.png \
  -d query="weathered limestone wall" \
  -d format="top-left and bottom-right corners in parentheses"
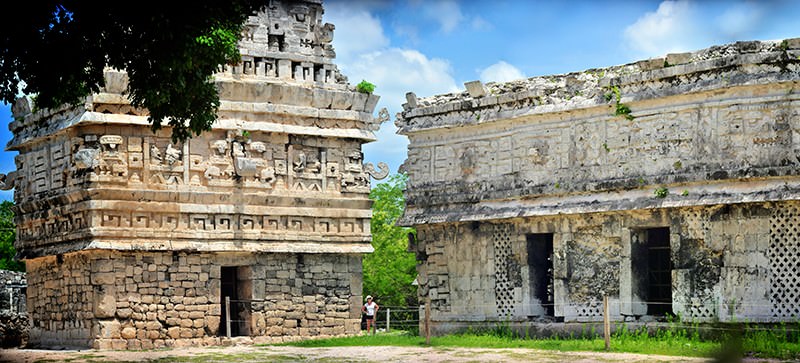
top-left (10, 124), bottom-right (376, 258)
top-left (397, 40), bottom-right (800, 224)
top-left (398, 40), bottom-right (800, 334)
top-left (26, 250), bottom-right (361, 349)
top-left (415, 201), bottom-right (788, 333)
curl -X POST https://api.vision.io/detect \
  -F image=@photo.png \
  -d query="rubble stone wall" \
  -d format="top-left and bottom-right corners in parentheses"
top-left (415, 201), bottom-right (790, 334)
top-left (26, 250), bottom-right (362, 349)
top-left (0, 270), bottom-right (28, 347)
top-left (26, 254), bottom-right (93, 348)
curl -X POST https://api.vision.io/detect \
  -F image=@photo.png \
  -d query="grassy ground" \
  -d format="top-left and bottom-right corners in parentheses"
top-left (282, 332), bottom-right (716, 358)
top-left (281, 326), bottom-right (800, 360)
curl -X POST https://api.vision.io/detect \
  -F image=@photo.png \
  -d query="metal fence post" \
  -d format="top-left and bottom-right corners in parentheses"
top-left (425, 298), bottom-right (431, 345)
top-left (225, 296), bottom-right (231, 339)
top-left (603, 295), bottom-right (610, 351)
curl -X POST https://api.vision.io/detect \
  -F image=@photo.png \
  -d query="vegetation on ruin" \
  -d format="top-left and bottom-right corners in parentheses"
top-left (606, 86), bottom-right (634, 120)
top-left (0, 200), bottom-right (23, 271)
top-left (0, 2), bottom-right (264, 142)
top-left (365, 174), bottom-right (417, 307)
top-left (654, 187), bottom-right (669, 198)
top-left (356, 80), bottom-right (376, 94)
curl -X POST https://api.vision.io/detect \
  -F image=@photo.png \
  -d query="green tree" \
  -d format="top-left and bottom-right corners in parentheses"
top-left (1, 2), bottom-right (263, 141)
top-left (364, 174), bottom-right (417, 307)
top-left (0, 201), bottom-right (23, 271)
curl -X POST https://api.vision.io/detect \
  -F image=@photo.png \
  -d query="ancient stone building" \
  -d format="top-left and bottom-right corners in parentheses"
top-left (4, 0), bottom-right (387, 348)
top-left (397, 39), bottom-right (800, 334)
top-left (0, 270), bottom-right (28, 347)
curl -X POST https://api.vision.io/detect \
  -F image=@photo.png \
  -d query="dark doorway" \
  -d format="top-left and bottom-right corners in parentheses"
top-left (526, 233), bottom-right (554, 317)
top-left (645, 228), bottom-right (672, 316)
top-left (220, 266), bottom-right (251, 337)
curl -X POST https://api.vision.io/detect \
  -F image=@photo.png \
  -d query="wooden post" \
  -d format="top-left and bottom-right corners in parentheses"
top-left (425, 297), bottom-right (431, 345)
top-left (603, 295), bottom-right (610, 351)
top-left (225, 296), bottom-right (231, 339)
top-left (386, 308), bottom-right (391, 332)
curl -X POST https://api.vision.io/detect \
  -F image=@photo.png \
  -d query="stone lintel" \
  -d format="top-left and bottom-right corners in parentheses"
top-left (398, 178), bottom-right (800, 226)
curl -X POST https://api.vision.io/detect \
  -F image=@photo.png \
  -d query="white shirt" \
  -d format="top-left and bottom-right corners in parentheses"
top-left (364, 301), bottom-right (377, 315)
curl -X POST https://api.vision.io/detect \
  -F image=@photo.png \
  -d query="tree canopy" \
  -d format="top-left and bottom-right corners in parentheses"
top-left (1, 2), bottom-right (262, 141)
top-left (0, 201), bottom-right (23, 271)
top-left (364, 174), bottom-right (417, 307)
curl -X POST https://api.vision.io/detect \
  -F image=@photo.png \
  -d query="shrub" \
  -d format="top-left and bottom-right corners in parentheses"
top-left (356, 80), bottom-right (376, 94)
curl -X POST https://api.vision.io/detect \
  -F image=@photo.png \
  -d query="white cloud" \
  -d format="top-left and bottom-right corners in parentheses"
top-left (346, 49), bottom-right (459, 109)
top-left (623, 0), bottom-right (702, 57)
top-left (353, 48), bottom-right (459, 174)
top-left (471, 16), bottom-right (492, 31)
top-left (325, 4), bottom-right (390, 61)
top-left (623, 0), bottom-right (776, 59)
top-left (324, 0), bottom-right (460, 175)
top-left (479, 61), bottom-right (525, 83)
top-left (422, 0), bottom-right (464, 33)
top-left (715, 2), bottom-right (764, 38)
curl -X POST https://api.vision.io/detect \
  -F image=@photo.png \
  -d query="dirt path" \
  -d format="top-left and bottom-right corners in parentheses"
top-left (0, 344), bottom-right (721, 363)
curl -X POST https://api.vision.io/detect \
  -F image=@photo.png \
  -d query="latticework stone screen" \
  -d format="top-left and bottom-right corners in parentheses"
top-left (493, 224), bottom-right (515, 318)
top-left (769, 205), bottom-right (800, 319)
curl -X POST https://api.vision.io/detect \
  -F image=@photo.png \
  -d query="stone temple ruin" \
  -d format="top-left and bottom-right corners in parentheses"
top-left (397, 39), bottom-right (800, 334)
top-left (4, 0), bottom-right (388, 348)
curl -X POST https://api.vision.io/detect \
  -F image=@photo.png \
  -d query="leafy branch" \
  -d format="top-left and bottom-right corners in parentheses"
top-left (606, 85), bottom-right (634, 120)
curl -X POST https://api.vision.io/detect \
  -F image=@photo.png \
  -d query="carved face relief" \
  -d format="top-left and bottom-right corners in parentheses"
top-left (150, 145), bottom-right (162, 164)
top-left (459, 147), bottom-right (477, 175)
top-left (291, 5), bottom-right (309, 23)
top-left (74, 149), bottom-right (99, 170)
top-left (165, 144), bottom-right (182, 165)
top-left (249, 141), bottom-right (267, 155)
top-left (347, 151), bottom-right (362, 164)
top-left (293, 152), bottom-right (307, 172)
top-left (211, 140), bottom-right (228, 156)
top-left (527, 142), bottom-right (549, 165)
top-left (99, 135), bottom-right (123, 152)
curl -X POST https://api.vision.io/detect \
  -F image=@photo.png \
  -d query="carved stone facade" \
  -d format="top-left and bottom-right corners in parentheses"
top-left (5, 0), bottom-right (387, 348)
top-left (397, 39), bottom-right (800, 334)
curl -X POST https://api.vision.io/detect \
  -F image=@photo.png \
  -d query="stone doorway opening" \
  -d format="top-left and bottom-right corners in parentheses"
top-left (220, 266), bottom-right (252, 337)
top-left (526, 233), bottom-right (554, 317)
top-left (632, 227), bottom-right (673, 316)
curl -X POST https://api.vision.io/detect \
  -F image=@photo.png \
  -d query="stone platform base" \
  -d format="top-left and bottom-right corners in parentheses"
top-left (25, 250), bottom-right (363, 349)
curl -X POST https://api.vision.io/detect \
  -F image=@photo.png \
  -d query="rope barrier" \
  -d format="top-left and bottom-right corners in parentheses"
top-left (216, 296), bottom-right (800, 338)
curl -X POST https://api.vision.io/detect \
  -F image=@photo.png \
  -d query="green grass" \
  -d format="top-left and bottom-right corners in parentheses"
top-left (278, 326), bottom-right (800, 360)
top-left (741, 324), bottom-right (800, 360)
top-left (277, 330), bottom-right (715, 357)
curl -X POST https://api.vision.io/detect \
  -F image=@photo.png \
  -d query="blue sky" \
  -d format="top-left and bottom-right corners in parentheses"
top-left (1, 0), bottom-right (798, 200)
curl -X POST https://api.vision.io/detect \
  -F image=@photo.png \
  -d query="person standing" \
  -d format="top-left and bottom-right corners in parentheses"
top-left (362, 295), bottom-right (379, 334)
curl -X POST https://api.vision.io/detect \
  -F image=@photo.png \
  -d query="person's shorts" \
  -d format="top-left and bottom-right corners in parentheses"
top-left (366, 315), bottom-right (374, 320)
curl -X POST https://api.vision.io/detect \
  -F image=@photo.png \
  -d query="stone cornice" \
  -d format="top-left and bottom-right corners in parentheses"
top-left (398, 177), bottom-right (800, 226)
top-left (396, 39), bottom-right (800, 134)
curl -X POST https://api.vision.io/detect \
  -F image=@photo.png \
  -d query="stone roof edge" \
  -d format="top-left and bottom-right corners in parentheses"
top-left (397, 177), bottom-right (800, 226)
top-left (396, 38), bottom-right (800, 134)
top-left (7, 111), bottom-right (376, 151)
